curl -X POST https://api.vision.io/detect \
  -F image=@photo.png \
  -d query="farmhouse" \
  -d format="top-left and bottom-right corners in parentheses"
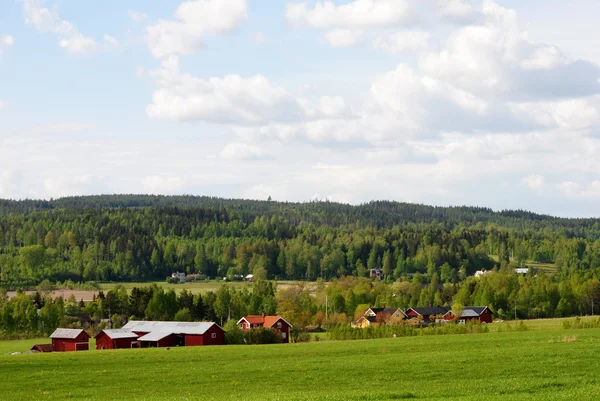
top-left (121, 321), bottom-right (225, 348)
top-left (356, 307), bottom-right (406, 327)
top-left (444, 307), bottom-right (493, 323)
top-left (95, 329), bottom-right (140, 350)
top-left (237, 314), bottom-right (292, 343)
top-left (49, 328), bottom-right (90, 352)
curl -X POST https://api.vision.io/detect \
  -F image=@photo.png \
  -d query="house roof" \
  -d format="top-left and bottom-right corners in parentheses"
top-left (31, 344), bottom-right (53, 352)
top-left (237, 315), bottom-right (293, 328)
top-left (407, 307), bottom-right (451, 317)
top-left (367, 308), bottom-right (403, 316)
top-left (96, 329), bottom-right (139, 340)
top-left (122, 321), bottom-right (222, 335)
top-left (443, 306), bottom-right (492, 318)
top-left (49, 328), bottom-right (89, 339)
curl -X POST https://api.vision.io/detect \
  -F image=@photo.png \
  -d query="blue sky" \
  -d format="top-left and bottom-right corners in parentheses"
top-left (1, 0), bottom-right (600, 217)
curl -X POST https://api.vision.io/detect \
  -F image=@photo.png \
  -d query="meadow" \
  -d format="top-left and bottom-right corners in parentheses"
top-left (2, 326), bottom-right (600, 400)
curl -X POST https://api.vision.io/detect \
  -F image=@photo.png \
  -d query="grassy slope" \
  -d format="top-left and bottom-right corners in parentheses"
top-left (2, 329), bottom-right (600, 401)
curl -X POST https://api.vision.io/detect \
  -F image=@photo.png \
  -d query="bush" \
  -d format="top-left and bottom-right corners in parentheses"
top-left (223, 320), bottom-right (245, 345)
top-left (243, 328), bottom-right (282, 345)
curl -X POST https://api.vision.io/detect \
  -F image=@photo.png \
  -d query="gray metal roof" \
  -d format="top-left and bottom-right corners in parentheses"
top-left (49, 328), bottom-right (87, 339)
top-left (137, 331), bottom-right (173, 342)
top-left (460, 309), bottom-right (480, 318)
top-left (99, 329), bottom-right (139, 339)
top-left (122, 321), bottom-right (220, 335)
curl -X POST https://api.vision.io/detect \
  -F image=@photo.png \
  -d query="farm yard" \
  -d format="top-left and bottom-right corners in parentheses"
top-left (2, 325), bottom-right (600, 400)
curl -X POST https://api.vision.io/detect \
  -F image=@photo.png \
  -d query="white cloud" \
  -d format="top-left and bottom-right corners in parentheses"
top-left (129, 10), bottom-right (148, 23)
top-left (373, 31), bottom-right (429, 54)
top-left (323, 29), bottom-right (362, 47)
top-left (146, 0), bottom-right (248, 58)
top-left (146, 56), bottom-right (306, 124)
top-left (521, 174), bottom-right (545, 191)
top-left (286, 0), bottom-right (413, 29)
top-left (23, 0), bottom-right (118, 56)
top-left (103, 35), bottom-right (120, 49)
top-left (0, 35), bottom-right (13, 55)
top-left (0, 101), bottom-right (6, 111)
top-left (220, 142), bottom-right (268, 161)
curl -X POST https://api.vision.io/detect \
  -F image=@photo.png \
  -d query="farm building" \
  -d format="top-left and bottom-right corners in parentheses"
top-left (444, 307), bottom-right (493, 323)
top-left (405, 307), bottom-right (451, 323)
top-left (30, 344), bottom-right (53, 353)
top-left (121, 321), bottom-right (225, 348)
top-left (237, 314), bottom-right (292, 343)
top-left (95, 329), bottom-right (140, 350)
top-left (49, 328), bottom-right (90, 352)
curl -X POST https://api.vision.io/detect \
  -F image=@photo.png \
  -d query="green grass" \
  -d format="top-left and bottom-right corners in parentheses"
top-left (2, 327), bottom-right (600, 400)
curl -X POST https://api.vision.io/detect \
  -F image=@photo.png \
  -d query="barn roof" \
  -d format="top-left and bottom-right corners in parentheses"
top-left (137, 331), bottom-right (174, 342)
top-left (31, 344), bottom-right (53, 352)
top-left (368, 308), bottom-right (403, 315)
top-left (49, 328), bottom-right (88, 339)
top-left (122, 321), bottom-right (221, 335)
top-left (96, 329), bottom-right (139, 339)
top-left (407, 307), bottom-right (451, 317)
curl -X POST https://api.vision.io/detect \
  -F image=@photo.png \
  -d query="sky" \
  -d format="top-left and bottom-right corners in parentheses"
top-left (1, 0), bottom-right (600, 217)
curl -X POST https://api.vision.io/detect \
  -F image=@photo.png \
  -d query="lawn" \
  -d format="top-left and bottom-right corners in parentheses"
top-left (2, 328), bottom-right (600, 400)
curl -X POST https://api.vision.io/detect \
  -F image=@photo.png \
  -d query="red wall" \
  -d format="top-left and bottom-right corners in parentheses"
top-left (96, 333), bottom-right (137, 350)
top-left (271, 319), bottom-right (291, 343)
top-left (53, 333), bottom-right (90, 352)
top-left (479, 310), bottom-right (493, 323)
top-left (185, 325), bottom-right (224, 346)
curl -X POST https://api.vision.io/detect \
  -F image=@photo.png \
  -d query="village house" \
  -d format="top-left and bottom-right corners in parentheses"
top-left (121, 321), bottom-right (225, 348)
top-left (30, 344), bottom-right (53, 353)
top-left (443, 307), bottom-right (493, 323)
top-left (237, 314), bottom-right (292, 343)
top-left (49, 328), bottom-right (90, 352)
top-left (355, 307), bottom-right (406, 327)
top-left (170, 272), bottom-right (187, 283)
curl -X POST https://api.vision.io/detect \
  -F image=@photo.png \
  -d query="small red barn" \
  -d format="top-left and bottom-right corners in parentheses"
top-left (95, 329), bottom-right (140, 350)
top-left (237, 314), bottom-right (292, 343)
top-left (49, 328), bottom-right (90, 352)
top-left (444, 306), bottom-right (493, 323)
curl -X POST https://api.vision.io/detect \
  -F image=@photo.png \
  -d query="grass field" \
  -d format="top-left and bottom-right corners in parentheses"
top-left (2, 326), bottom-right (600, 400)
top-left (99, 280), bottom-right (313, 294)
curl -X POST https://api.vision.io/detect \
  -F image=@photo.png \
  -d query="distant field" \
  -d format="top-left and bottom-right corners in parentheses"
top-left (2, 326), bottom-right (600, 400)
top-left (100, 280), bottom-right (314, 294)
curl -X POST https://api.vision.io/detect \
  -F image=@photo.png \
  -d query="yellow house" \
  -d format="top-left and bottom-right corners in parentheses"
top-left (356, 308), bottom-right (406, 327)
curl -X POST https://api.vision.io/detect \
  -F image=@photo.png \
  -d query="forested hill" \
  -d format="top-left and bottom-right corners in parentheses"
top-left (0, 195), bottom-right (597, 235)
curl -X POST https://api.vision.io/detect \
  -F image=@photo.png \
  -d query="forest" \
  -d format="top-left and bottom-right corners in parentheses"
top-left (1, 195), bottom-right (600, 338)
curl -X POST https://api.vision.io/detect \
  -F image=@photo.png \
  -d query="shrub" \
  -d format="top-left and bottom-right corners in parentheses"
top-left (243, 328), bottom-right (282, 345)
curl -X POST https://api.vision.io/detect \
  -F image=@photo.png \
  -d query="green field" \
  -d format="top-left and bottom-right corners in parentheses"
top-left (99, 280), bottom-right (311, 294)
top-left (2, 326), bottom-right (600, 400)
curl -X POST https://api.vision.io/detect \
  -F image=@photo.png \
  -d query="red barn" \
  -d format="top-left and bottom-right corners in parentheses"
top-left (237, 314), bottom-right (292, 343)
top-left (95, 329), bottom-right (140, 350)
top-left (121, 321), bottom-right (225, 348)
top-left (444, 306), bottom-right (493, 323)
top-left (405, 307), bottom-right (451, 323)
top-left (49, 328), bottom-right (90, 352)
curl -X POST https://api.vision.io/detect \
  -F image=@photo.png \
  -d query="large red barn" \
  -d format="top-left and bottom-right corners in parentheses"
top-left (121, 321), bottom-right (225, 348)
top-left (95, 329), bottom-right (140, 350)
top-left (49, 328), bottom-right (90, 352)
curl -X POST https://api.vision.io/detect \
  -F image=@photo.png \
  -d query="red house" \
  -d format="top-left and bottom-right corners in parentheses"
top-left (405, 307), bottom-right (451, 323)
top-left (49, 328), bottom-right (90, 352)
top-left (121, 321), bottom-right (225, 348)
top-left (444, 306), bottom-right (493, 323)
top-left (237, 314), bottom-right (292, 343)
top-left (95, 329), bottom-right (140, 350)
